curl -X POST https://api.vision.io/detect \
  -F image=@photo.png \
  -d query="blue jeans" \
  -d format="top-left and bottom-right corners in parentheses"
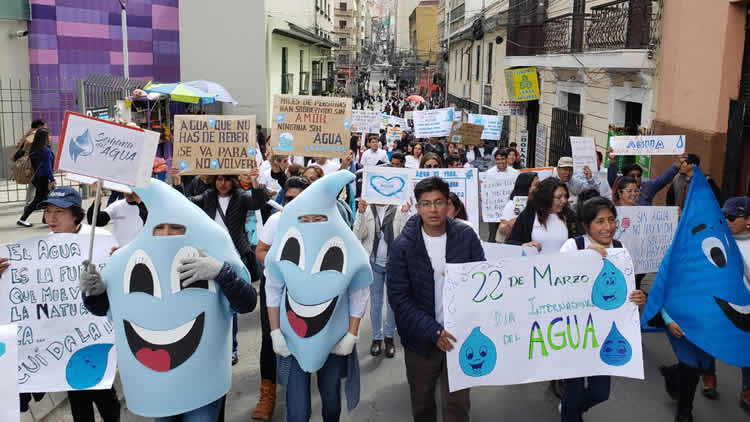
top-left (286, 354), bottom-right (347, 422)
top-left (561, 376), bottom-right (610, 422)
top-left (154, 396), bottom-right (223, 422)
top-left (370, 262), bottom-right (395, 340)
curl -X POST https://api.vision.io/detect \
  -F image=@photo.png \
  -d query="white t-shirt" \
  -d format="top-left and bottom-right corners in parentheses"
top-left (501, 200), bottom-right (519, 222)
top-left (259, 160), bottom-right (271, 174)
top-left (259, 168), bottom-right (282, 193)
top-left (104, 199), bottom-right (144, 246)
top-left (422, 227), bottom-right (447, 325)
top-left (310, 160), bottom-right (341, 175)
top-left (214, 196), bottom-right (230, 231)
top-left (361, 149), bottom-right (388, 167)
top-left (258, 212), bottom-right (281, 245)
top-left (531, 213), bottom-right (569, 254)
top-left (559, 235), bottom-right (616, 253)
top-left (737, 236), bottom-right (750, 284)
top-left (291, 155), bottom-right (305, 166)
top-left (405, 155), bottom-right (420, 169)
top-left (486, 166), bottom-right (520, 177)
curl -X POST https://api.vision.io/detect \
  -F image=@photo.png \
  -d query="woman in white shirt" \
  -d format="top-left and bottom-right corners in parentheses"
top-left (405, 142), bottom-right (423, 169)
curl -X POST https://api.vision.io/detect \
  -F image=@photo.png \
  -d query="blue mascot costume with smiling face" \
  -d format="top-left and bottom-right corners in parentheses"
top-left (101, 179), bottom-right (250, 418)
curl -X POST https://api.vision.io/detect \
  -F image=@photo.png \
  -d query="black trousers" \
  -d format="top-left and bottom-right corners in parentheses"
top-left (259, 272), bottom-right (276, 382)
top-left (487, 222), bottom-right (500, 243)
top-left (20, 176), bottom-right (50, 221)
top-left (67, 388), bottom-right (120, 422)
top-left (663, 363), bottom-right (702, 416)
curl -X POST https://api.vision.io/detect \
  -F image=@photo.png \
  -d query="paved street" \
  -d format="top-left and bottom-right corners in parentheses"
top-left (1, 198), bottom-right (747, 422)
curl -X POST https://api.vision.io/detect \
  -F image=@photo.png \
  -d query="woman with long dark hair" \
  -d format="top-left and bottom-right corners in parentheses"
top-left (17, 129), bottom-right (55, 227)
top-left (498, 172), bottom-right (539, 239)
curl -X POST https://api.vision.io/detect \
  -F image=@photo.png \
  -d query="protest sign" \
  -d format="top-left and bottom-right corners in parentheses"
top-left (412, 168), bottom-right (479, 228)
top-left (390, 115), bottom-right (408, 130)
top-left (0, 324), bottom-right (19, 422)
top-left (610, 135), bottom-right (685, 156)
top-left (482, 242), bottom-right (538, 261)
top-left (614, 206), bottom-right (679, 274)
top-left (444, 249), bottom-right (644, 391)
top-left (0, 233), bottom-right (118, 393)
top-left (386, 127), bottom-right (403, 148)
top-left (479, 172), bottom-right (518, 222)
top-left (468, 114), bottom-right (503, 141)
top-left (511, 196), bottom-right (528, 216)
top-left (518, 130), bottom-right (529, 166)
top-left (570, 137), bottom-right (597, 175)
top-left (521, 167), bottom-right (554, 181)
top-left (56, 112), bottom-right (159, 188)
top-left (362, 166), bottom-right (414, 205)
top-left (404, 111), bottom-right (414, 121)
top-left (270, 94), bottom-right (352, 158)
top-left (535, 123), bottom-right (548, 168)
top-left (449, 122), bottom-right (484, 145)
top-left (172, 115), bottom-right (257, 175)
top-left (413, 108), bottom-right (455, 138)
top-left (351, 110), bottom-right (381, 134)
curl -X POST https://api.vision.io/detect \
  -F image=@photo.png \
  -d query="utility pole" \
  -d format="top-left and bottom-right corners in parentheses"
top-left (119, 0), bottom-right (129, 79)
top-left (444, 1), bottom-right (451, 107)
top-left (478, 0), bottom-right (485, 114)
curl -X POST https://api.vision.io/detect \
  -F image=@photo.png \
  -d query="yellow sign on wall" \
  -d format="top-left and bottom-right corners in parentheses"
top-left (504, 67), bottom-right (540, 102)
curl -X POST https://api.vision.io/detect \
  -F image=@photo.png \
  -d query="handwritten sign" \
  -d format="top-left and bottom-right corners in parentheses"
top-left (351, 110), bottom-right (381, 134)
top-left (570, 137), bottom-right (597, 175)
top-left (450, 122), bottom-right (484, 145)
top-left (413, 108), bottom-right (455, 138)
top-left (444, 250), bottom-right (644, 391)
top-left (614, 206), bottom-right (679, 274)
top-left (171, 115), bottom-right (257, 175)
top-left (56, 112), bottom-right (159, 188)
top-left (412, 168), bottom-right (479, 228)
top-left (610, 135), bottom-right (685, 156)
top-left (479, 172), bottom-right (518, 222)
top-left (390, 115), bottom-right (408, 130)
top-left (0, 233), bottom-right (118, 392)
top-left (0, 324), bottom-right (19, 422)
top-left (362, 166), bottom-right (414, 205)
top-left (386, 127), bottom-right (403, 148)
top-left (482, 242), bottom-right (538, 261)
top-left (535, 123), bottom-right (548, 168)
top-left (270, 94), bottom-right (352, 158)
top-left (468, 114), bottom-right (503, 141)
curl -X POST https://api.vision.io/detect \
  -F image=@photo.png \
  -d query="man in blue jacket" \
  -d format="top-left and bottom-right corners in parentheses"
top-left (387, 177), bottom-right (485, 422)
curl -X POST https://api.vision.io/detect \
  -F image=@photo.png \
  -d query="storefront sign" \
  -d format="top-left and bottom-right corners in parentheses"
top-left (535, 123), bottom-right (548, 168)
top-left (504, 67), bottom-right (541, 102)
top-left (518, 130), bottom-right (529, 166)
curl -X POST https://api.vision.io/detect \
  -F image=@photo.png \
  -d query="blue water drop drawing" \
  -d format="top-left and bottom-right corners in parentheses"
top-left (66, 344), bottom-right (113, 389)
top-left (465, 170), bottom-right (473, 179)
top-left (276, 113), bottom-right (286, 123)
top-left (343, 120), bottom-right (351, 129)
top-left (600, 322), bottom-right (632, 366)
top-left (208, 119), bottom-right (216, 127)
top-left (458, 327), bottom-right (497, 377)
top-left (247, 146), bottom-right (256, 156)
top-left (178, 160), bottom-right (188, 170)
top-left (210, 159), bottom-right (220, 169)
top-left (591, 259), bottom-right (627, 310)
top-left (69, 129), bottom-right (94, 162)
top-left (0, 341), bottom-right (5, 358)
top-left (676, 135), bottom-right (684, 148)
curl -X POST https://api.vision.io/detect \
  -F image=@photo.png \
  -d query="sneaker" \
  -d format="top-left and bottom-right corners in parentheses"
top-left (558, 401), bottom-right (562, 414)
top-left (702, 374), bottom-right (718, 399)
top-left (674, 413), bottom-right (693, 422)
top-left (16, 219), bottom-right (32, 228)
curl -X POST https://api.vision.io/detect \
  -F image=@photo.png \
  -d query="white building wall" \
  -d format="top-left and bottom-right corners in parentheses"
top-left (396, 0), bottom-right (421, 51)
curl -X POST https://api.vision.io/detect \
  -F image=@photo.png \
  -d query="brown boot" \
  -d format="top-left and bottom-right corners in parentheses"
top-left (702, 374), bottom-right (718, 399)
top-left (741, 390), bottom-right (750, 413)
top-left (251, 379), bottom-right (276, 421)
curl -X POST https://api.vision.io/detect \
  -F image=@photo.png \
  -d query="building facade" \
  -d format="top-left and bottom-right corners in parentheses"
top-left (334, 0), bottom-right (361, 89)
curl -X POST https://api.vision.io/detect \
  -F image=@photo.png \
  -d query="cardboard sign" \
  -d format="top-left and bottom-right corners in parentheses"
top-left (449, 122), bottom-right (484, 145)
top-left (270, 94), bottom-right (352, 158)
top-left (0, 233), bottom-right (118, 392)
top-left (0, 324), bottom-right (19, 422)
top-left (570, 137), bottom-right (597, 175)
top-left (445, 250), bottom-right (644, 391)
top-left (614, 206), bottom-right (679, 274)
top-left (351, 110), bottom-right (382, 134)
top-left (172, 115), bottom-right (257, 175)
top-left (386, 127), bottom-right (403, 148)
top-left (535, 123), bottom-right (548, 168)
top-left (479, 172), bottom-right (518, 222)
top-left (610, 135), bottom-right (685, 156)
top-left (56, 112), bottom-right (158, 188)
top-left (413, 108), bottom-right (455, 138)
top-left (362, 166), bottom-right (414, 205)
top-left (468, 114), bottom-right (503, 141)
top-left (504, 67), bottom-right (541, 102)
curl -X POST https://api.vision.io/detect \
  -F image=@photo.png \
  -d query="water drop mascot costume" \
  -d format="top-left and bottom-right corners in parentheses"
top-left (78, 178), bottom-right (258, 421)
top-left (265, 170), bottom-right (373, 422)
top-left (642, 167), bottom-right (750, 422)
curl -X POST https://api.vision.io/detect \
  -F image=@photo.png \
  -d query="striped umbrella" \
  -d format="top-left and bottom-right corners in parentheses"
top-left (143, 81), bottom-right (217, 105)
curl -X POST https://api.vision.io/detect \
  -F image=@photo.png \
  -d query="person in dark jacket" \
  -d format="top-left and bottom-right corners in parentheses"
top-left (387, 177), bottom-right (485, 422)
top-left (17, 129), bottom-right (55, 227)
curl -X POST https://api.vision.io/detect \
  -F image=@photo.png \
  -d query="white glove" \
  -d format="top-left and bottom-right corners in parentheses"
top-left (332, 332), bottom-right (358, 356)
top-left (79, 260), bottom-right (106, 296)
top-left (178, 250), bottom-right (223, 288)
top-left (270, 329), bottom-right (291, 357)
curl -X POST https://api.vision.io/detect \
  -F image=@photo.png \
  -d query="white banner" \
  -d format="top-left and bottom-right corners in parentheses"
top-left (479, 172), bottom-right (518, 222)
top-left (351, 110), bottom-right (382, 134)
top-left (413, 108), bottom-right (455, 138)
top-left (610, 135), bottom-right (685, 156)
top-left (482, 242), bottom-right (538, 261)
top-left (571, 137), bottom-right (597, 175)
top-left (445, 250), bottom-right (644, 391)
top-left (412, 168), bottom-right (479, 229)
top-left (56, 112), bottom-right (159, 188)
top-left (468, 114), bottom-right (503, 141)
top-left (614, 206), bottom-right (679, 274)
top-left (0, 324), bottom-right (19, 422)
top-left (362, 166), bottom-right (414, 205)
top-left (0, 233), bottom-right (118, 392)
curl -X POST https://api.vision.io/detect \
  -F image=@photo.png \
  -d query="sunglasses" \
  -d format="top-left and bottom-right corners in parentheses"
top-left (724, 214), bottom-right (740, 222)
top-left (285, 195), bottom-right (297, 203)
top-left (424, 164), bottom-right (439, 168)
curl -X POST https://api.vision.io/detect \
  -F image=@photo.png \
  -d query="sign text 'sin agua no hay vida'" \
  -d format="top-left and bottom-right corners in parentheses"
top-left (172, 115), bottom-right (257, 175)
top-left (271, 94), bottom-right (352, 158)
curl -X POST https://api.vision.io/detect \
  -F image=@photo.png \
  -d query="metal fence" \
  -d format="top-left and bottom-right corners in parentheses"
top-left (549, 107), bottom-right (583, 167)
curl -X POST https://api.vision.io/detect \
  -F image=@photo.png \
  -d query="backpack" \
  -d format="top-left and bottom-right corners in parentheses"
top-left (10, 149), bottom-right (35, 185)
top-left (573, 235), bottom-right (622, 250)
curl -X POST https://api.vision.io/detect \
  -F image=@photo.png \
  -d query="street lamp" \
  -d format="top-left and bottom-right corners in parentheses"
top-left (119, 0), bottom-right (130, 79)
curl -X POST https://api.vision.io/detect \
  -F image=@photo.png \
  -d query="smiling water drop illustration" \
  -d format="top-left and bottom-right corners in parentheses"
top-left (459, 327), bottom-right (497, 377)
top-left (591, 259), bottom-right (627, 310)
top-left (66, 344), bottom-right (113, 389)
top-left (599, 322), bottom-right (632, 366)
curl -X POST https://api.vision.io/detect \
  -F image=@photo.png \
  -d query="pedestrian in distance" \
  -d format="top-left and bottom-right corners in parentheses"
top-left (17, 128), bottom-right (55, 228)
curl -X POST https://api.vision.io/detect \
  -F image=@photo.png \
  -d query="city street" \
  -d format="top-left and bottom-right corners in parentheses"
top-left (1, 200), bottom-right (746, 422)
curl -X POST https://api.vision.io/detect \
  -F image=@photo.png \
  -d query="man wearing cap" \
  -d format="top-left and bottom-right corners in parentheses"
top-left (555, 157), bottom-right (610, 202)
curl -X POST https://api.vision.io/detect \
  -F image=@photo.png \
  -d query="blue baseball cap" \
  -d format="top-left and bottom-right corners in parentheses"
top-left (40, 186), bottom-right (82, 209)
top-left (722, 197), bottom-right (750, 217)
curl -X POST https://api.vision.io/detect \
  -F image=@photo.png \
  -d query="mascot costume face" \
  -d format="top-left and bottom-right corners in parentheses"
top-left (643, 167), bottom-right (750, 367)
top-left (102, 179), bottom-right (249, 417)
top-left (265, 171), bottom-right (372, 372)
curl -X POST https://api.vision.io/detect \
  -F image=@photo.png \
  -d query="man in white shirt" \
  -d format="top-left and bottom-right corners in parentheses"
top-left (309, 157), bottom-right (342, 175)
top-left (87, 187), bottom-right (146, 246)
top-left (259, 155), bottom-right (288, 195)
top-left (484, 149), bottom-right (519, 241)
top-left (360, 135), bottom-right (388, 167)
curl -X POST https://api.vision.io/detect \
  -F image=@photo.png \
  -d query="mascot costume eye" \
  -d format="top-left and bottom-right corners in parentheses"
top-left (101, 179), bottom-right (250, 417)
top-left (265, 171), bottom-right (373, 372)
top-left (642, 167), bottom-right (750, 367)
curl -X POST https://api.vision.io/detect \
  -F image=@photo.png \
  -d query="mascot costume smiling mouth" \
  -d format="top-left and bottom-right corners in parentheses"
top-left (101, 179), bottom-right (250, 417)
top-left (265, 171), bottom-right (373, 372)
